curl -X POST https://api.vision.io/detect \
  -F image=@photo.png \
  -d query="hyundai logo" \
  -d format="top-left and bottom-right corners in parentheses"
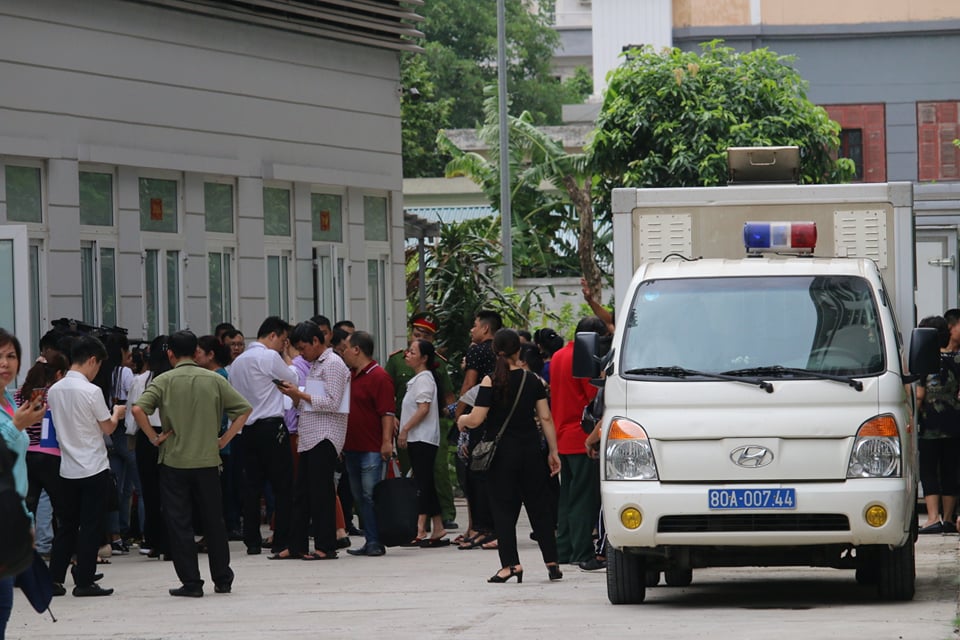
top-left (731, 445), bottom-right (774, 468)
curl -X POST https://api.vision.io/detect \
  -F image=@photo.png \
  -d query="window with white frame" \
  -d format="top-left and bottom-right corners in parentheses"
top-left (312, 192), bottom-right (346, 320)
top-left (266, 253), bottom-right (291, 319)
top-left (208, 250), bottom-right (233, 331)
top-left (363, 195), bottom-right (388, 242)
top-left (80, 241), bottom-right (118, 327)
top-left (314, 247), bottom-right (345, 322)
top-left (264, 183), bottom-right (294, 320)
top-left (363, 195), bottom-right (390, 359)
top-left (203, 178), bottom-right (237, 332)
top-left (264, 187), bottom-right (291, 237)
top-left (5, 164), bottom-right (43, 224)
top-left (367, 256), bottom-right (388, 361)
top-left (79, 171), bottom-right (114, 227)
top-left (28, 241), bottom-right (43, 354)
top-left (144, 248), bottom-right (182, 338)
top-left (0, 239), bottom-right (12, 333)
top-left (204, 182), bottom-right (234, 234)
top-left (139, 177), bottom-right (178, 233)
top-left (312, 193), bottom-right (343, 243)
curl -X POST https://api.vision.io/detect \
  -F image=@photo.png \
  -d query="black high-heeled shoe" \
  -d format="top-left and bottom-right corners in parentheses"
top-left (488, 565), bottom-right (523, 584)
top-left (547, 564), bottom-right (563, 581)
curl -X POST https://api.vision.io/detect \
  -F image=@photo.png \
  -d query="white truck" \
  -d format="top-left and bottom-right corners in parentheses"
top-left (574, 149), bottom-right (940, 604)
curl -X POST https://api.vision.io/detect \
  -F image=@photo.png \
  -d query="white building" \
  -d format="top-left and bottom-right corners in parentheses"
top-left (0, 0), bottom-right (421, 361)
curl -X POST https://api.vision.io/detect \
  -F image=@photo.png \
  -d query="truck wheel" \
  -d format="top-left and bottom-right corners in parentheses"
top-left (607, 547), bottom-right (646, 604)
top-left (877, 541), bottom-right (915, 601)
top-left (665, 568), bottom-right (693, 587)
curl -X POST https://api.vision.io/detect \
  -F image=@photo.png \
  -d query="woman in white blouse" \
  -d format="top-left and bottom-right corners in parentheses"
top-left (397, 339), bottom-right (449, 547)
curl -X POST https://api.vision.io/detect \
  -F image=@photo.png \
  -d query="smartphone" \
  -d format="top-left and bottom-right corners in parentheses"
top-left (29, 388), bottom-right (44, 410)
top-left (271, 379), bottom-right (285, 387)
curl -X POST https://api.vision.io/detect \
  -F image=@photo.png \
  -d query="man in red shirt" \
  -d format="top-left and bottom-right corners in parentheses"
top-left (340, 331), bottom-right (395, 557)
top-left (550, 316), bottom-right (609, 564)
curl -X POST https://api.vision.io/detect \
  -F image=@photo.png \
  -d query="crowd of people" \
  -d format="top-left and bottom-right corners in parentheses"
top-left (916, 308), bottom-right (960, 535)
top-left (0, 284), bottom-right (614, 634)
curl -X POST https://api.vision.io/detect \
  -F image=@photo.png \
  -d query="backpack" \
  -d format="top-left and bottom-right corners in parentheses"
top-left (0, 435), bottom-right (33, 579)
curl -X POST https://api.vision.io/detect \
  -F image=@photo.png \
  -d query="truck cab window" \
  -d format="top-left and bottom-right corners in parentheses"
top-left (621, 275), bottom-right (885, 377)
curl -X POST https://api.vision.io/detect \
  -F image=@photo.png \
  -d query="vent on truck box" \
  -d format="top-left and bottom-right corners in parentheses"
top-left (834, 210), bottom-right (887, 268)
top-left (727, 147), bottom-right (801, 184)
top-left (637, 214), bottom-right (692, 262)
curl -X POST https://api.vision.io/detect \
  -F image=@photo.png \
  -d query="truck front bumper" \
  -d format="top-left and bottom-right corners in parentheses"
top-left (603, 478), bottom-right (912, 550)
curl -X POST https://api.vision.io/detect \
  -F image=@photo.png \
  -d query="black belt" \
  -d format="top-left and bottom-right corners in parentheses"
top-left (248, 416), bottom-right (284, 427)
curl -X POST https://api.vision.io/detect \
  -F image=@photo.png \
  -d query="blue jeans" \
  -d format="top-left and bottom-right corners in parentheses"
top-left (344, 451), bottom-right (384, 548)
top-left (108, 435), bottom-right (140, 536)
top-left (35, 491), bottom-right (53, 554)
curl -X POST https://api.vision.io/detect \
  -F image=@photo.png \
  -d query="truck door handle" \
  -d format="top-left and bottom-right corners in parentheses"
top-left (928, 255), bottom-right (956, 269)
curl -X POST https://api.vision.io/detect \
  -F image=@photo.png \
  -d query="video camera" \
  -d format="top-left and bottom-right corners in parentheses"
top-left (50, 317), bottom-right (128, 341)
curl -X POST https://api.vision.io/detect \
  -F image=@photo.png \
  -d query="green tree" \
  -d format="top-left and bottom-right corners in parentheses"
top-left (561, 65), bottom-right (594, 104)
top-left (437, 88), bottom-right (609, 293)
top-left (590, 41), bottom-right (855, 214)
top-left (402, 0), bottom-right (577, 178)
top-left (401, 52), bottom-right (455, 178)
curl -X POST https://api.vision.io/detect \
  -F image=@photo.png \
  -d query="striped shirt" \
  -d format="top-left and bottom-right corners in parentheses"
top-left (297, 349), bottom-right (351, 454)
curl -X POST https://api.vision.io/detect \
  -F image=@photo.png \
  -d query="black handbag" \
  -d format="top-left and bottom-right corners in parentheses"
top-left (470, 371), bottom-right (527, 472)
top-left (373, 459), bottom-right (418, 547)
top-left (581, 387), bottom-right (604, 435)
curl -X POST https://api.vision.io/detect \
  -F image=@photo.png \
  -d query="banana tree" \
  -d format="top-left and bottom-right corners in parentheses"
top-left (435, 87), bottom-right (607, 292)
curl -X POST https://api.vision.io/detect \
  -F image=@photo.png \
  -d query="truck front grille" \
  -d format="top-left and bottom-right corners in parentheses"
top-left (657, 514), bottom-right (850, 533)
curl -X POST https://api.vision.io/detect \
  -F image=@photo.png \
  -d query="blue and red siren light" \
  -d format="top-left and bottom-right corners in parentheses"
top-left (743, 221), bottom-right (817, 255)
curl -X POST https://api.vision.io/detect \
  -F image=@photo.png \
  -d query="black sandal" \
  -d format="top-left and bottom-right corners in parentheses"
top-left (458, 533), bottom-right (491, 550)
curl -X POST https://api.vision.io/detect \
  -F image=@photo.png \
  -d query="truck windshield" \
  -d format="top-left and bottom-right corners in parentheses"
top-left (621, 275), bottom-right (885, 377)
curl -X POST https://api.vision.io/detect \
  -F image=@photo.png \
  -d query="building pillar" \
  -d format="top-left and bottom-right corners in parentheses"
top-left (46, 158), bottom-right (81, 322)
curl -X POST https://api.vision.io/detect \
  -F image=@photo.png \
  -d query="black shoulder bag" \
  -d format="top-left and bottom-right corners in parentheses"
top-left (469, 371), bottom-right (527, 472)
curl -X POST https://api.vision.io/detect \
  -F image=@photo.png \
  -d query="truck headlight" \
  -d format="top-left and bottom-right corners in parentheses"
top-left (605, 418), bottom-right (658, 480)
top-left (846, 415), bottom-right (901, 478)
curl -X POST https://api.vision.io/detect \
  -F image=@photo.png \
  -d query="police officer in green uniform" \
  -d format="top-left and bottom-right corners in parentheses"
top-left (385, 314), bottom-right (458, 529)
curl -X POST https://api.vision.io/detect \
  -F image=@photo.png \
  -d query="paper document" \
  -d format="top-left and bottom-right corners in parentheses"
top-left (303, 379), bottom-right (350, 414)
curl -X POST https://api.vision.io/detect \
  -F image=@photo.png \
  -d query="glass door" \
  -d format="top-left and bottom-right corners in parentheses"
top-left (0, 225), bottom-right (33, 380)
top-left (313, 245), bottom-right (346, 321)
top-left (143, 248), bottom-right (182, 339)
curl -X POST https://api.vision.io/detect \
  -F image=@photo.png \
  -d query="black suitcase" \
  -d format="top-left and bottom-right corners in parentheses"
top-left (373, 475), bottom-right (418, 548)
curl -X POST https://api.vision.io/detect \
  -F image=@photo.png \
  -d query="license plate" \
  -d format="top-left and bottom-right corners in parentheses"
top-left (708, 488), bottom-right (796, 510)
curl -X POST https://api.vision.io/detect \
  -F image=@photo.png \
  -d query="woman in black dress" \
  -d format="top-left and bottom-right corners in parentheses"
top-left (457, 328), bottom-right (562, 584)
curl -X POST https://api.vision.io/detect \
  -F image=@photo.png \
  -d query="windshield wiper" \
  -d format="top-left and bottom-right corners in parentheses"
top-left (623, 366), bottom-right (773, 393)
top-left (721, 365), bottom-right (864, 392)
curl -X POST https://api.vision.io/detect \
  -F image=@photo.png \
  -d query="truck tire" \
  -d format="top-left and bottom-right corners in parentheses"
top-left (855, 546), bottom-right (880, 585)
top-left (607, 547), bottom-right (646, 605)
top-left (877, 540), bottom-right (915, 601)
top-left (665, 568), bottom-right (693, 587)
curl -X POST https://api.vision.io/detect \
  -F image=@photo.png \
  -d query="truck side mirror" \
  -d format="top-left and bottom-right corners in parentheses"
top-left (907, 327), bottom-right (940, 382)
top-left (573, 332), bottom-right (599, 379)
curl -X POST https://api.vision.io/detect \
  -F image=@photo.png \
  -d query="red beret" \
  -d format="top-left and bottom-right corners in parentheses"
top-left (411, 318), bottom-right (437, 334)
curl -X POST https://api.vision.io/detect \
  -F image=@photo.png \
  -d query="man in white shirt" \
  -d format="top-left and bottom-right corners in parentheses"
top-left (271, 320), bottom-right (350, 560)
top-left (47, 336), bottom-right (126, 597)
top-left (228, 316), bottom-right (297, 555)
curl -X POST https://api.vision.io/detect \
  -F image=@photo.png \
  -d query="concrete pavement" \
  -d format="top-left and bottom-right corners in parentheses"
top-left (7, 503), bottom-right (960, 639)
